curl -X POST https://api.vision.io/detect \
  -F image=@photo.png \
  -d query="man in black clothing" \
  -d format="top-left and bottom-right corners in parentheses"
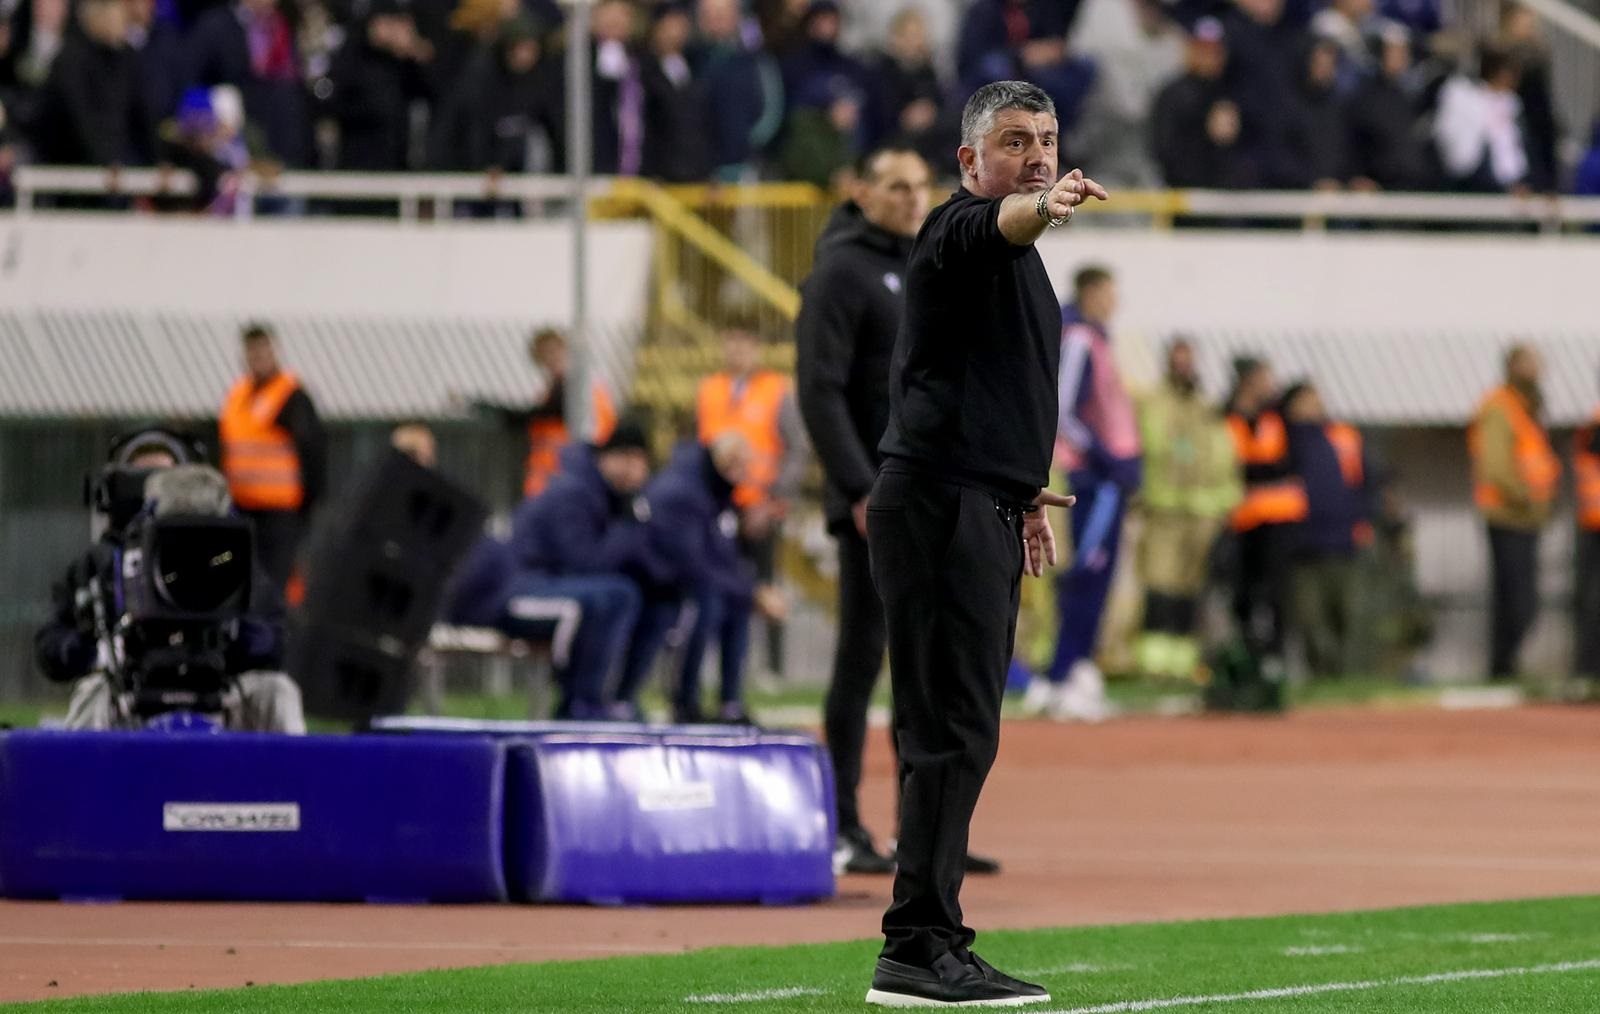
top-left (863, 80), bottom-right (1100, 1008)
top-left (330, 0), bottom-right (431, 171)
top-left (34, 0), bottom-right (153, 166)
top-left (797, 147), bottom-right (929, 877)
top-left (1152, 19), bottom-right (1255, 189)
top-left (1285, 38), bottom-right (1350, 189)
top-left (1347, 27), bottom-right (1435, 191)
top-left (640, 3), bottom-right (711, 182)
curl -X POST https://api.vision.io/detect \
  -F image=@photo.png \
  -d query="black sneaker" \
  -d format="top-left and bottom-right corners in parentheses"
top-left (834, 827), bottom-right (895, 875)
top-left (866, 953), bottom-right (1047, 1007)
top-left (961, 952), bottom-right (1049, 999)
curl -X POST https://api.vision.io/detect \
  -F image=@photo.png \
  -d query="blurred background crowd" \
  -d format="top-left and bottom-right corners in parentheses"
top-left (0, 0), bottom-right (1596, 206)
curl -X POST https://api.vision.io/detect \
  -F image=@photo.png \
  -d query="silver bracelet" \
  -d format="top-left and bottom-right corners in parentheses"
top-left (1035, 189), bottom-right (1069, 228)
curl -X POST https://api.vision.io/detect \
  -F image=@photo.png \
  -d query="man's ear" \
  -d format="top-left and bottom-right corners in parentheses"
top-left (957, 144), bottom-right (977, 181)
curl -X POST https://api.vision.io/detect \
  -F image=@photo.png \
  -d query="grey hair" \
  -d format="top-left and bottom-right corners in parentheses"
top-left (959, 80), bottom-right (1056, 149)
top-left (147, 464), bottom-right (233, 518)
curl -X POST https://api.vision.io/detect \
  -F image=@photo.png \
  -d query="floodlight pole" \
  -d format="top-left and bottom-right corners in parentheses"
top-left (561, 0), bottom-right (594, 438)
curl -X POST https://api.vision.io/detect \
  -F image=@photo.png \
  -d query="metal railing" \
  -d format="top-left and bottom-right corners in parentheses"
top-left (17, 166), bottom-right (1600, 230)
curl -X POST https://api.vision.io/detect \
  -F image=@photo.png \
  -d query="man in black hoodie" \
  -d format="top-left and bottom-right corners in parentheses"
top-left (797, 146), bottom-right (929, 876)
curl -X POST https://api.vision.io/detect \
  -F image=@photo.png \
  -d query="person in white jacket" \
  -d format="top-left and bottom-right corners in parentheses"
top-left (1433, 45), bottom-right (1529, 192)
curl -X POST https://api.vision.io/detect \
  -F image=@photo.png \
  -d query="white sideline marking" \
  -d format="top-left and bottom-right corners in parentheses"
top-left (1017, 964), bottom-right (1130, 977)
top-left (1281, 945), bottom-right (1361, 956)
top-left (1461, 933), bottom-right (1540, 944)
top-left (0, 936), bottom-right (676, 955)
top-left (684, 987), bottom-right (827, 1004)
top-left (1045, 958), bottom-right (1600, 1014)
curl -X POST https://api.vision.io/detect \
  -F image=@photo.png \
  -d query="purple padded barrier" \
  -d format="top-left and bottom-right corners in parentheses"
top-left (504, 730), bottom-right (836, 905)
top-left (0, 731), bottom-right (507, 903)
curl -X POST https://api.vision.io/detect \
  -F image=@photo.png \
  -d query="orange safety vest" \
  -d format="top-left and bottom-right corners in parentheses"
top-left (1226, 410), bottom-right (1309, 533)
top-left (1324, 421), bottom-right (1374, 547)
top-left (1574, 409), bottom-right (1600, 531)
top-left (523, 382), bottom-right (617, 498)
top-left (1468, 385), bottom-right (1560, 512)
top-left (219, 372), bottom-right (305, 512)
top-left (697, 369), bottom-right (788, 509)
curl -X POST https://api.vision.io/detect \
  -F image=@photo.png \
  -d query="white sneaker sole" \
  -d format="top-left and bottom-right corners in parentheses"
top-left (864, 988), bottom-right (1052, 1007)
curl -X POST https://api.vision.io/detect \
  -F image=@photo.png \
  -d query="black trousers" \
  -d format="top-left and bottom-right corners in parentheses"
top-left (1232, 524), bottom-right (1293, 659)
top-left (823, 523), bottom-right (888, 837)
top-left (1577, 529), bottom-right (1600, 680)
top-left (868, 470), bottom-right (1023, 966)
top-left (1487, 524), bottom-right (1541, 679)
top-left (245, 509), bottom-right (307, 594)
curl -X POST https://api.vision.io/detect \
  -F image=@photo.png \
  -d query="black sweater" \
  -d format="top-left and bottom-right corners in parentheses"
top-left (795, 201), bottom-right (913, 527)
top-left (879, 189), bottom-right (1062, 503)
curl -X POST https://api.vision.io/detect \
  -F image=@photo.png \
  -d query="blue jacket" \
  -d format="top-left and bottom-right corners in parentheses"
top-left (645, 442), bottom-right (753, 600)
top-left (509, 444), bottom-right (668, 583)
top-left (1287, 421), bottom-right (1373, 559)
top-left (441, 535), bottom-right (514, 627)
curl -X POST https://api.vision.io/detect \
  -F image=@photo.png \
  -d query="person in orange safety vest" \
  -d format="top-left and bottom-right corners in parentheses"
top-left (1571, 379), bottom-right (1600, 683)
top-left (1469, 344), bottom-right (1560, 681)
top-left (695, 326), bottom-right (807, 680)
top-left (474, 328), bottom-right (618, 498)
top-left (218, 323), bottom-right (327, 595)
top-left (1224, 356), bottom-right (1306, 678)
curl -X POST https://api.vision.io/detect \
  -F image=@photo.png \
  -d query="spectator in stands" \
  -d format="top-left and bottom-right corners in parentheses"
top-left (1573, 377), bottom-right (1600, 688)
top-left (869, 7), bottom-right (943, 155)
top-left (641, 2), bottom-right (713, 182)
top-left (1220, 0), bottom-right (1307, 187)
top-left (1069, 0), bottom-right (1184, 187)
top-left (424, 0), bottom-right (514, 97)
top-left (1026, 265), bottom-right (1140, 722)
top-left (1309, 0), bottom-right (1376, 94)
top-left (1151, 18), bottom-right (1256, 189)
top-left (1498, 3), bottom-right (1559, 194)
top-left (1282, 380), bottom-right (1374, 680)
top-left (391, 421), bottom-right (438, 468)
top-left (157, 85), bottom-right (257, 214)
top-left (626, 433), bottom-right (785, 723)
top-left (781, 2), bottom-right (872, 122)
top-left (329, 0), bottom-right (432, 171)
top-left (429, 15), bottom-right (561, 173)
top-left (2, 0), bottom-right (67, 97)
top-left (1132, 337), bottom-right (1240, 681)
top-left (183, 0), bottom-right (310, 166)
top-left (124, 0), bottom-right (182, 147)
top-left (692, 0), bottom-right (783, 179)
top-left (696, 326), bottom-right (805, 682)
top-left (1285, 37), bottom-right (1350, 190)
top-left (779, 1), bottom-right (873, 186)
top-left (1469, 345), bottom-right (1559, 681)
top-left (504, 420), bottom-right (668, 719)
top-left (957, 0), bottom-right (1095, 133)
top-left (1347, 23), bottom-right (1436, 191)
top-left (33, 0), bottom-right (153, 167)
top-left (1433, 44), bottom-right (1527, 193)
top-left (218, 322), bottom-right (328, 595)
top-left (35, 431), bottom-right (305, 733)
top-left (473, 328), bottom-right (617, 498)
top-left (588, 0), bottom-right (646, 176)
top-left (1225, 356), bottom-right (1304, 684)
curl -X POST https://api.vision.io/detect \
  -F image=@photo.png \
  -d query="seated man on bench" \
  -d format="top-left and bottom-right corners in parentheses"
top-left (444, 421), bottom-right (665, 719)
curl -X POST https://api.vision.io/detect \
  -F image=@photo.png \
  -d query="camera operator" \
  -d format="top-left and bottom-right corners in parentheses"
top-left (33, 429), bottom-right (306, 733)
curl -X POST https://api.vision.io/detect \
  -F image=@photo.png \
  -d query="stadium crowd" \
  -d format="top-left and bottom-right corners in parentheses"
top-left (0, 0), bottom-right (1589, 206)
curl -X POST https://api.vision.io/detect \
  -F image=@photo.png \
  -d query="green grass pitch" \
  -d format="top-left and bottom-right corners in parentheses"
top-left (7, 896), bottom-right (1600, 1013)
